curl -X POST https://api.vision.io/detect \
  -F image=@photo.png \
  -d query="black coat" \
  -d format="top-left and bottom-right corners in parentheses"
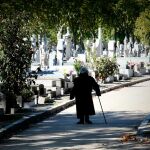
top-left (70, 74), bottom-right (101, 118)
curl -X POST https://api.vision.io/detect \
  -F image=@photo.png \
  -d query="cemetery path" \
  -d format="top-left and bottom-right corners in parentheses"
top-left (0, 80), bottom-right (150, 149)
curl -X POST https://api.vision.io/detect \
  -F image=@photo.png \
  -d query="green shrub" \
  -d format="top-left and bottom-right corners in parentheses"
top-left (94, 57), bottom-right (119, 82)
top-left (21, 88), bottom-right (34, 102)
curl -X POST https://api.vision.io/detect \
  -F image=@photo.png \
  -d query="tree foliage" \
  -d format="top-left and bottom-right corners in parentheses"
top-left (0, 2), bottom-right (33, 96)
top-left (134, 8), bottom-right (150, 45)
top-left (0, 0), bottom-right (149, 111)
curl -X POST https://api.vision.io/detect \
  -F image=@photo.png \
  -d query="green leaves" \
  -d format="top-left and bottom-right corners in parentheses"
top-left (134, 8), bottom-right (150, 45)
top-left (21, 87), bottom-right (34, 102)
top-left (73, 59), bottom-right (83, 75)
top-left (94, 57), bottom-right (119, 82)
top-left (0, 6), bottom-right (32, 96)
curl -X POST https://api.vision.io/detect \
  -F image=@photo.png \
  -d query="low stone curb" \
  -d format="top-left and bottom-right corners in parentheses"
top-left (101, 76), bottom-right (150, 94)
top-left (0, 76), bottom-right (150, 141)
top-left (0, 100), bottom-right (75, 141)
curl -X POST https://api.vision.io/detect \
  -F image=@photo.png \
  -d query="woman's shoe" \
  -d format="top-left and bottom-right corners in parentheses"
top-left (85, 120), bottom-right (92, 124)
top-left (77, 121), bottom-right (84, 124)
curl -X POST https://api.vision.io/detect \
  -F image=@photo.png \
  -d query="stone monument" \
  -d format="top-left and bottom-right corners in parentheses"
top-left (133, 40), bottom-right (140, 57)
top-left (96, 27), bottom-right (103, 56)
top-left (91, 27), bottom-right (103, 57)
top-left (63, 27), bottom-right (72, 60)
top-left (127, 36), bottom-right (133, 57)
top-left (108, 40), bottom-right (116, 57)
top-left (124, 36), bottom-right (128, 57)
top-left (119, 43), bottom-right (124, 57)
top-left (116, 40), bottom-right (120, 57)
top-left (56, 27), bottom-right (64, 65)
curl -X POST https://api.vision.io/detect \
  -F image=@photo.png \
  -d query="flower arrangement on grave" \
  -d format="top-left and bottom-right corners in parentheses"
top-left (73, 59), bottom-right (84, 75)
top-left (134, 62), bottom-right (145, 71)
top-left (93, 57), bottom-right (119, 83)
top-left (126, 62), bottom-right (135, 69)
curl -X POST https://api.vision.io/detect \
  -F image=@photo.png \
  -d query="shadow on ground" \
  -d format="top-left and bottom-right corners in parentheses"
top-left (0, 111), bottom-right (150, 150)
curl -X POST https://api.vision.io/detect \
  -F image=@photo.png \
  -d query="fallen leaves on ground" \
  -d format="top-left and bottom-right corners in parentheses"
top-left (121, 133), bottom-right (150, 144)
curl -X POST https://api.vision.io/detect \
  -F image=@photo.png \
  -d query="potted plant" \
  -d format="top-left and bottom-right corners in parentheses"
top-left (94, 57), bottom-right (119, 83)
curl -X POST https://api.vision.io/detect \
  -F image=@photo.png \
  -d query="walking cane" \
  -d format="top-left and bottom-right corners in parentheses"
top-left (98, 96), bottom-right (107, 124)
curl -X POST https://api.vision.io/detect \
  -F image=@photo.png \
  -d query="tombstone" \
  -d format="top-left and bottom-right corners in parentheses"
top-left (140, 43), bottom-right (145, 56)
top-left (39, 41), bottom-right (45, 68)
top-left (95, 27), bottom-right (103, 56)
top-left (31, 35), bottom-right (49, 68)
top-left (49, 50), bottom-right (57, 66)
top-left (53, 53), bottom-right (57, 66)
top-left (56, 87), bottom-right (61, 97)
top-left (64, 81), bottom-right (74, 94)
top-left (91, 28), bottom-right (103, 57)
top-left (133, 41), bottom-right (140, 57)
top-left (134, 64), bottom-right (142, 77)
top-left (34, 35), bottom-right (49, 69)
top-left (49, 87), bottom-right (57, 98)
top-left (116, 41), bottom-right (120, 57)
top-left (56, 79), bottom-right (64, 88)
top-left (50, 80), bottom-right (56, 87)
top-left (129, 36), bottom-right (133, 56)
top-left (119, 43), bottom-right (124, 57)
top-left (108, 40), bottom-right (116, 57)
top-left (126, 36), bottom-right (133, 57)
top-left (63, 27), bottom-right (72, 60)
top-left (124, 36), bottom-right (128, 57)
top-left (44, 52), bottom-right (49, 69)
top-left (57, 51), bottom-right (64, 65)
top-left (127, 42), bottom-right (131, 57)
top-left (57, 39), bottom-right (64, 65)
top-left (56, 27), bottom-right (64, 66)
top-left (39, 84), bottom-right (45, 95)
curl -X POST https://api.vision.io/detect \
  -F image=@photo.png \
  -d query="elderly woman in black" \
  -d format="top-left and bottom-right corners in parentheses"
top-left (70, 67), bottom-right (101, 124)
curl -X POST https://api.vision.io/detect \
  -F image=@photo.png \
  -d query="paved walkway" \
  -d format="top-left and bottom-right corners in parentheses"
top-left (0, 79), bottom-right (150, 149)
top-left (0, 75), bottom-right (150, 149)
